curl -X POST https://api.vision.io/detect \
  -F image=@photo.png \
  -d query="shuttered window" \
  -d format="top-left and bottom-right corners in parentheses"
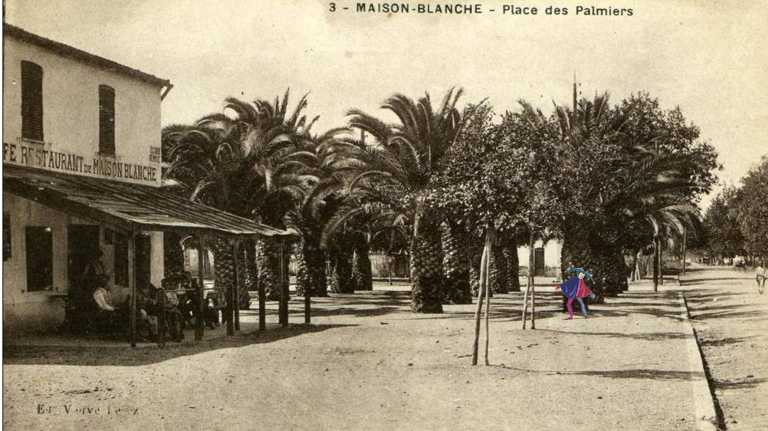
top-left (99, 85), bottom-right (115, 156)
top-left (21, 61), bottom-right (44, 142)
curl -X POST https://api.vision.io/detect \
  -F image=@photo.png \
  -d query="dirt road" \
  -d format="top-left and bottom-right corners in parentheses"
top-left (681, 266), bottom-right (768, 430)
top-left (4, 280), bottom-right (717, 430)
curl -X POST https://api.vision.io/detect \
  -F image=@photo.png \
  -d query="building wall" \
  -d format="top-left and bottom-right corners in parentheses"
top-left (517, 240), bottom-right (563, 270)
top-left (2, 36), bottom-right (163, 186)
top-left (2, 193), bottom-right (164, 333)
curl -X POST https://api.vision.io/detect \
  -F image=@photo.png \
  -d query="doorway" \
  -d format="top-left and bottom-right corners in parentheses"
top-left (67, 225), bottom-right (101, 306)
top-left (135, 233), bottom-right (152, 288)
top-left (534, 247), bottom-right (545, 276)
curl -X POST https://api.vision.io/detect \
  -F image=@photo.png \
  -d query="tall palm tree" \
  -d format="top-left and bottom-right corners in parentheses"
top-left (345, 89), bottom-right (472, 313)
top-left (198, 90), bottom-right (319, 301)
top-left (285, 128), bottom-right (349, 297)
top-left (162, 123), bottom-right (258, 308)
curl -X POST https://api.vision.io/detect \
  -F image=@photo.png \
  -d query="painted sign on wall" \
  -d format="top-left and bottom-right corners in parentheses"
top-left (3, 141), bottom-right (159, 184)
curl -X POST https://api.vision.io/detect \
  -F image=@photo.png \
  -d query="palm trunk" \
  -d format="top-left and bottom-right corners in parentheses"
top-left (503, 240), bottom-right (521, 292)
top-left (441, 221), bottom-right (472, 304)
top-left (351, 233), bottom-right (373, 291)
top-left (561, 219), bottom-right (627, 299)
top-left (211, 238), bottom-right (234, 309)
top-left (410, 205), bottom-right (444, 313)
top-left (329, 231), bottom-right (355, 294)
top-left (256, 237), bottom-right (284, 301)
top-left (296, 237), bottom-right (329, 297)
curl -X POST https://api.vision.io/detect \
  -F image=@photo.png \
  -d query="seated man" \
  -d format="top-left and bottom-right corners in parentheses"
top-left (137, 283), bottom-right (161, 340)
top-left (90, 283), bottom-right (127, 333)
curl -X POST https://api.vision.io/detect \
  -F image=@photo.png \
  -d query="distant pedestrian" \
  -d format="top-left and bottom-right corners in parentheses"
top-left (756, 264), bottom-right (766, 294)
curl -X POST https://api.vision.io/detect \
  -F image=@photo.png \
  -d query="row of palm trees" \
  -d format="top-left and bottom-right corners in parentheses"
top-left (162, 87), bottom-right (718, 313)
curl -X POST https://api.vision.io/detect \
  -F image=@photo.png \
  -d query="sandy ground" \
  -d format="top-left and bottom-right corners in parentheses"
top-left (4, 279), bottom-right (709, 431)
top-left (681, 266), bottom-right (768, 430)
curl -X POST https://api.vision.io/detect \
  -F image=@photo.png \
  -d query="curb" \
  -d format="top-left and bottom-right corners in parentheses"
top-left (678, 292), bottom-right (721, 431)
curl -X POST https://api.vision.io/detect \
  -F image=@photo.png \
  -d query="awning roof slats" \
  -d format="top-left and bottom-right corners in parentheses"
top-left (3, 165), bottom-right (293, 238)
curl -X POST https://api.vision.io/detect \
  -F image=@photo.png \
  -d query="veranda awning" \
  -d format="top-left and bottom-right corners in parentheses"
top-left (2, 165), bottom-right (290, 238)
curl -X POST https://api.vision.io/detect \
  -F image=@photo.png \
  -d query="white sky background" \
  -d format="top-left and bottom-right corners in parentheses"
top-left (5, 0), bottom-right (767, 207)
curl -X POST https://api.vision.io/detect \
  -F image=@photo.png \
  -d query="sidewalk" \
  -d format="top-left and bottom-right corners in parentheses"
top-left (4, 283), bottom-right (709, 430)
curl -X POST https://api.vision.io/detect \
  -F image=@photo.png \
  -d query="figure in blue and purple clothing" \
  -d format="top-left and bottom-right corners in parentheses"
top-left (556, 267), bottom-right (595, 319)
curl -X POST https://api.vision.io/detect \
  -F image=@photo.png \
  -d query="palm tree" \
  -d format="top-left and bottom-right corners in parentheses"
top-left (285, 128), bottom-right (349, 297)
top-left (197, 90), bottom-right (319, 301)
top-left (345, 89), bottom-right (472, 313)
top-left (162, 123), bottom-right (258, 308)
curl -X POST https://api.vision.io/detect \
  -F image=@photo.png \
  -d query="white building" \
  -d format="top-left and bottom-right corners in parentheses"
top-left (2, 25), bottom-right (288, 339)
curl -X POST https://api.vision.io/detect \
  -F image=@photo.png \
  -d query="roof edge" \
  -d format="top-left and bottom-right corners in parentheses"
top-left (3, 23), bottom-right (171, 88)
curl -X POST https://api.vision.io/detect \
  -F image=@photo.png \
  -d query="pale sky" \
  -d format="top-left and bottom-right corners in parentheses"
top-left (5, 0), bottom-right (768, 206)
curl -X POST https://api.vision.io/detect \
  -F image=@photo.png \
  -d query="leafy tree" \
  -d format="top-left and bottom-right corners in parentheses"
top-left (736, 156), bottom-right (768, 259)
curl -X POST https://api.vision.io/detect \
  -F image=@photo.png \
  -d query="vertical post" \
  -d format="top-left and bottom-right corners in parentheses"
top-left (483, 225), bottom-right (495, 365)
top-left (258, 240), bottom-right (266, 331)
top-left (659, 237), bottom-right (664, 286)
top-left (195, 235), bottom-right (206, 341)
top-left (681, 227), bottom-right (687, 277)
top-left (471, 232), bottom-right (489, 366)
top-left (157, 285), bottom-right (166, 347)
top-left (228, 239), bottom-right (238, 336)
top-left (279, 239), bottom-right (288, 328)
top-left (129, 229), bottom-right (137, 348)
top-left (304, 269), bottom-right (311, 325)
top-left (235, 245), bottom-right (242, 331)
top-left (529, 230), bottom-right (536, 329)
top-left (653, 237), bottom-right (659, 292)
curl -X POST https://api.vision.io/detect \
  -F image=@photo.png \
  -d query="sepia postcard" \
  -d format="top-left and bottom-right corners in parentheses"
top-left (2, 1), bottom-right (767, 430)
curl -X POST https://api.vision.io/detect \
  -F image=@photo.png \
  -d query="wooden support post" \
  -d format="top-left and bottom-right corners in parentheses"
top-left (157, 284), bottom-right (166, 347)
top-left (258, 242), bottom-right (266, 331)
top-left (234, 245), bottom-right (241, 331)
top-left (681, 227), bottom-right (687, 277)
top-left (129, 229), bottom-right (137, 348)
top-left (659, 237), bottom-right (664, 286)
top-left (195, 235), bottom-right (206, 341)
top-left (530, 231), bottom-right (536, 330)
top-left (228, 240), bottom-right (238, 336)
top-left (483, 226), bottom-right (495, 365)
top-left (304, 258), bottom-right (311, 325)
top-left (279, 239), bottom-right (288, 328)
top-left (471, 238), bottom-right (488, 366)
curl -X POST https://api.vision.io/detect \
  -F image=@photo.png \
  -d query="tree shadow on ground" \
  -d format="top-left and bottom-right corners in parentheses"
top-left (3, 323), bottom-right (355, 367)
top-left (699, 336), bottom-right (756, 347)
top-left (690, 309), bottom-right (767, 321)
top-left (680, 277), bottom-right (753, 285)
top-left (536, 328), bottom-right (688, 341)
top-left (565, 368), bottom-right (702, 381)
top-left (491, 364), bottom-right (701, 381)
top-left (296, 306), bottom-right (402, 318)
top-left (714, 377), bottom-right (767, 390)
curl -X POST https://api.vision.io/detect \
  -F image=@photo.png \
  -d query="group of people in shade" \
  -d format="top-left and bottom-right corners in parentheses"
top-left (81, 249), bottom-right (221, 341)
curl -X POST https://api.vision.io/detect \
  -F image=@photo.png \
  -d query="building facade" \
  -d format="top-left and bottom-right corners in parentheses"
top-left (2, 25), bottom-right (171, 333)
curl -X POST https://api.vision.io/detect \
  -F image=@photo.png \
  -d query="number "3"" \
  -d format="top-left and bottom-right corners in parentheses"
top-left (329, 2), bottom-right (336, 12)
